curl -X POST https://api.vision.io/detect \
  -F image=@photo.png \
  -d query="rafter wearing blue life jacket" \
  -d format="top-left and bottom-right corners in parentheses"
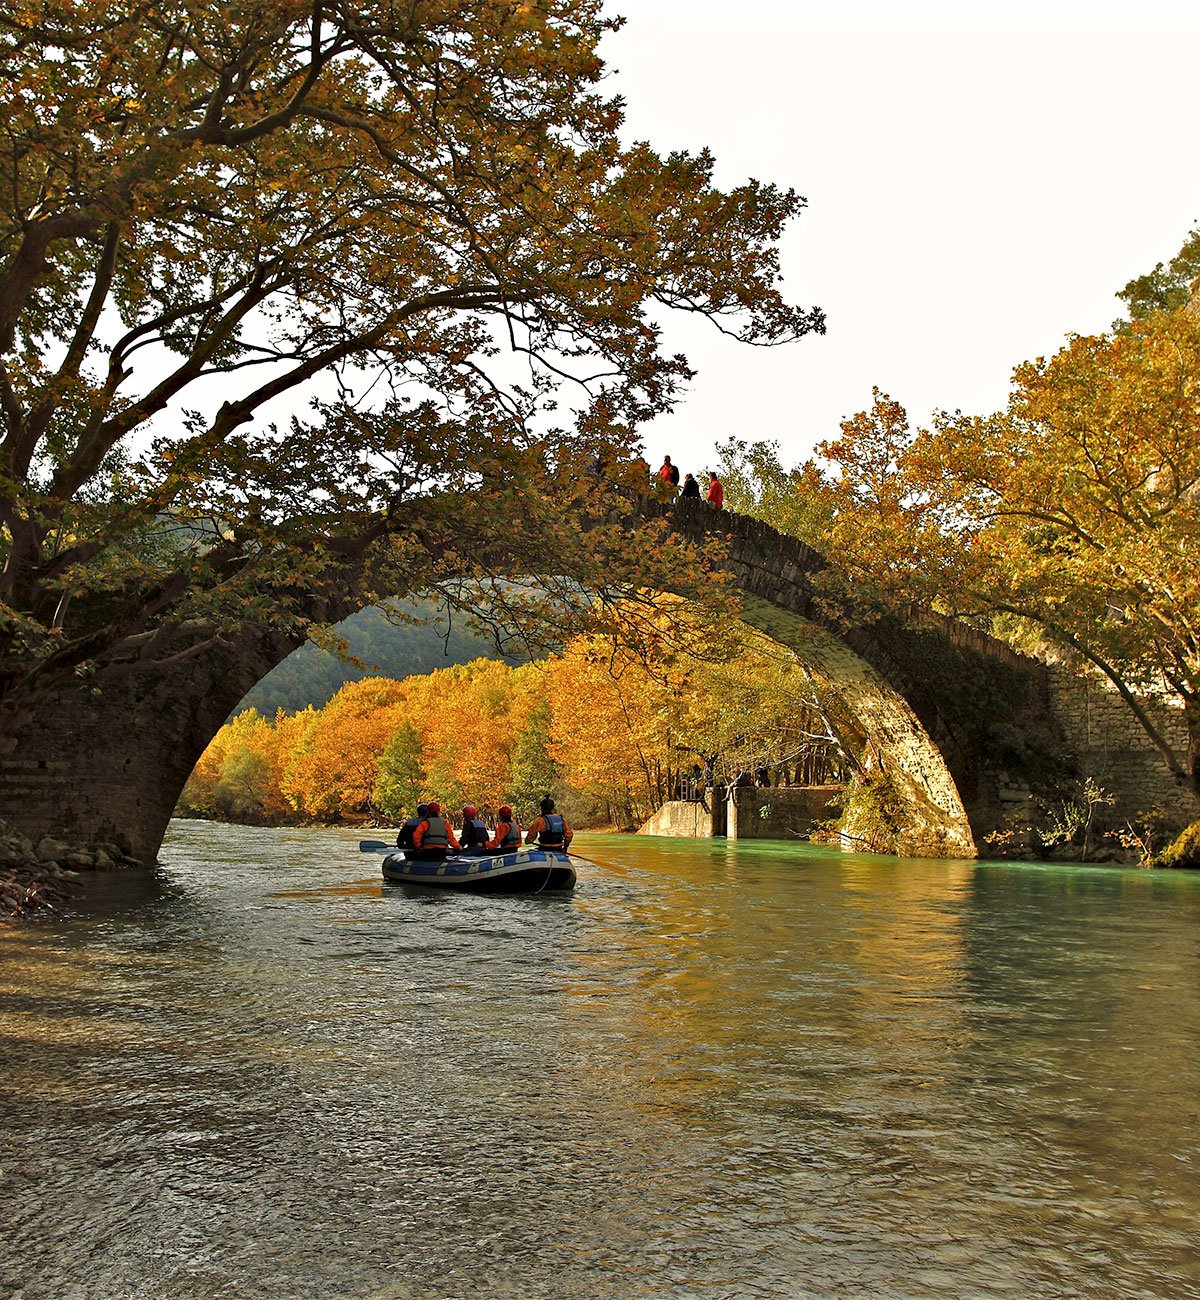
top-left (526, 796), bottom-right (573, 852)
top-left (396, 803), bottom-right (428, 851)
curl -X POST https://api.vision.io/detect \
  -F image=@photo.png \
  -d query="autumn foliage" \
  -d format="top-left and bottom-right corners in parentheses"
top-left (0, 0), bottom-right (821, 737)
top-left (719, 234), bottom-right (1200, 807)
top-left (180, 610), bottom-right (849, 829)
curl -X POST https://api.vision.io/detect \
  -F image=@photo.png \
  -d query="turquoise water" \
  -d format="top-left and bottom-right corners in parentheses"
top-left (2, 822), bottom-right (1198, 1298)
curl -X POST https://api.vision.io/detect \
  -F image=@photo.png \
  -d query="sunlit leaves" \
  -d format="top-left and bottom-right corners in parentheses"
top-left (724, 298), bottom-right (1200, 798)
top-left (0, 0), bottom-right (820, 721)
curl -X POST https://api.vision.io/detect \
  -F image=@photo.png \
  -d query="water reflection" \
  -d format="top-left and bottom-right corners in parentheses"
top-left (1, 823), bottom-right (1199, 1298)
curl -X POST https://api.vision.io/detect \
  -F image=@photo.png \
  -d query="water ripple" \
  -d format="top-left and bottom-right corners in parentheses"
top-left (1, 822), bottom-right (1199, 1298)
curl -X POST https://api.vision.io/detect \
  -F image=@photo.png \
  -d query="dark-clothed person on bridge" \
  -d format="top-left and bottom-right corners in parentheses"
top-left (526, 797), bottom-right (573, 852)
top-left (412, 801), bottom-right (461, 861)
top-left (680, 473), bottom-right (700, 499)
top-left (396, 802), bottom-right (428, 851)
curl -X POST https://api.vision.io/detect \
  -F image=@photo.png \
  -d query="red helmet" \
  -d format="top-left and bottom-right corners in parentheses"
top-left (498, 805), bottom-right (513, 821)
top-left (463, 804), bottom-right (477, 819)
top-left (426, 801), bottom-right (441, 816)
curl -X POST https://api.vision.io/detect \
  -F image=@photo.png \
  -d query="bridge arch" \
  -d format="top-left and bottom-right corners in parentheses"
top-left (734, 596), bottom-right (975, 856)
top-left (659, 501), bottom-right (1054, 859)
top-left (0, 500), bottom-right (1055, 861)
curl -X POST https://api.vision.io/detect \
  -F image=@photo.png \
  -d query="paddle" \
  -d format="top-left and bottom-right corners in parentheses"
top-left (359, 839), bottom-right (395, 853)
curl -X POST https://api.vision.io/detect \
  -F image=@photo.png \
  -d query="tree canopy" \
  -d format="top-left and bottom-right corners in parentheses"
top-left (720, 238), bottom-right (1200, 804)
top-left (0, 0), bottom-right (822, 734)
top-left (1116, 225), bottom-right (1200, 324)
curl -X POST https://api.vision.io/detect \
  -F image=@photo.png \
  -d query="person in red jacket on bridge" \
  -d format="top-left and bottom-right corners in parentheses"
top-left (706, 472), bottom-right (724, 508)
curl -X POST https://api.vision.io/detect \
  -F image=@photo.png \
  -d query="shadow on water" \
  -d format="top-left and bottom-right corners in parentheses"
top-left (2, 820), bottom-right (1199, 1298)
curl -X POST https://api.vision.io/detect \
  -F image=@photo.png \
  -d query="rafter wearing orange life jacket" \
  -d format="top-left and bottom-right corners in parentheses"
top-left (412, 802), bottom-right (460, 858)
top-left (486, 806), bottom-right (522, 852)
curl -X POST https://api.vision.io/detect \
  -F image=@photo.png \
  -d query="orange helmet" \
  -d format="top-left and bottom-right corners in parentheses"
top-left (498, 805), bottom-right (513, 821)
top-left (426, 801), bottom-right (441, 816)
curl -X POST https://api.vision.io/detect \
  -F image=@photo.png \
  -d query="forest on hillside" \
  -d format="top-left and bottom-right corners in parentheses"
top-left (235, 600), bottom-right (516, 716)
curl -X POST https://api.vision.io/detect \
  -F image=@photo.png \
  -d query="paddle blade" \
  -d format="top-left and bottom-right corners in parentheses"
top-left (359, 839), bottom-right (394, 853)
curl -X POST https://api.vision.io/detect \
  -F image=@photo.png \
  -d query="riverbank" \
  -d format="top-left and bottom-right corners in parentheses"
top-left (0, 821), bottom-right (140, 920)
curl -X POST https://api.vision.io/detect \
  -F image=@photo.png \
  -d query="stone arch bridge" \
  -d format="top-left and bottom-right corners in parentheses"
top-left (0, 499), bottom-right (1062, 862)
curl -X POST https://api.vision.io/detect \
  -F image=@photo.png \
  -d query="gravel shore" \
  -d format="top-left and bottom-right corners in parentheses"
top-left (0, 821), bottom-right (140, 919)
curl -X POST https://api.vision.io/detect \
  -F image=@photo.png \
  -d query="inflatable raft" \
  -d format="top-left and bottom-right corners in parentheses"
top-left (378, 846), bottom-right (579, 893)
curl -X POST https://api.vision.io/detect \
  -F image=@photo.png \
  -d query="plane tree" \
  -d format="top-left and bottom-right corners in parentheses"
top-left (0, 0), bottom-right (823, 737)
top-left (719, 265), bottom-right (1200, 806)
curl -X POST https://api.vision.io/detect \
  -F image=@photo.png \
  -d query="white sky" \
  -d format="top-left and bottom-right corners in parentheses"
top-left (602, 0), bottom-right (1200, 472)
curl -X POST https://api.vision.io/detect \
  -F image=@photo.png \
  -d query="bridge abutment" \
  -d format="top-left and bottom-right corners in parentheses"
top-left (0, 627), bottom-right (302, 862)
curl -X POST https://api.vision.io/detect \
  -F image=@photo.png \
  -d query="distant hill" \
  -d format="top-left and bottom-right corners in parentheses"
top-left (233, 600), bottom-right (514, 715)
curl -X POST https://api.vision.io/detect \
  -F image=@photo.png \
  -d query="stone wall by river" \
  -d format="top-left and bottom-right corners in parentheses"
top-left (1048, 663), bottom-right (1196, 827)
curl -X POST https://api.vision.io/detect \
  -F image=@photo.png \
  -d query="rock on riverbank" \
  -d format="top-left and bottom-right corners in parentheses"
top-left (0, 821), bottom-right (141, 919)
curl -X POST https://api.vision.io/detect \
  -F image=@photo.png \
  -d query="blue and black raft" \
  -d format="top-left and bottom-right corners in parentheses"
top-left (360, 841), bottom-right (580, 893)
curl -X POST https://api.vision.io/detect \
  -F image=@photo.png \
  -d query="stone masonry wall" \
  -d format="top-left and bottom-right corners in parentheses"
top-left (0, 624), bottom-right (301, 862)
top-left (1047, 664), bottom-right (1196, 831)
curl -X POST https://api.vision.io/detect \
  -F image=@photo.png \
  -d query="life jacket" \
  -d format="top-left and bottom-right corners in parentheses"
top-left (462, 817), bottom-right (489, 848)
top-left (496, 820), bottom-right (521, 850)
top-left (537, 813), bottom-right (566, 849)
top-left (418, 815), bottom-right (450, 849)
top-left (396, 816), bottom-right (420, 850)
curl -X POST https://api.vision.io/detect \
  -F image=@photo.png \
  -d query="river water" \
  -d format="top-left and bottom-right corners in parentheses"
top-left (2, 822), bottom-right (1199, 1299)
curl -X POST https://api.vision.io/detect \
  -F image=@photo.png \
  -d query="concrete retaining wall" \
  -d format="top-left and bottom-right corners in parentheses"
top-left (638, 801), bottom-right (714, 838)
top-left (726, 786), bottom-right (845, 841)
top-left (639, 787), bottom-right (846, 841)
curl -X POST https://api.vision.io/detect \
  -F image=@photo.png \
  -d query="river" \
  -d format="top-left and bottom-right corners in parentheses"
top-left (2, 822), bottom-right (1199, 1299)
